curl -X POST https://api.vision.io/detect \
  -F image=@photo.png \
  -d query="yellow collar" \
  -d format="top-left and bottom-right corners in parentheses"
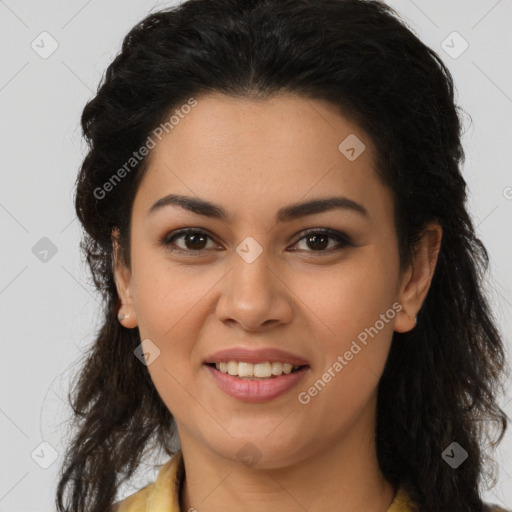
top-left (146, 449), bottom-right (184, 511)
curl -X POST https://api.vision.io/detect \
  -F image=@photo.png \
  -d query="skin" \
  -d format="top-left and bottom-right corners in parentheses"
top-left (113, 92), bottom-right (442, 512)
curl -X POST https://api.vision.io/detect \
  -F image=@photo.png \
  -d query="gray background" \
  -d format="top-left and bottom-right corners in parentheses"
top-left (1, 1), bottom-right (511, 510)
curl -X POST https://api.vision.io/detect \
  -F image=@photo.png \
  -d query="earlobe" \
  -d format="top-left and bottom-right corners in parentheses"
top-left (112, 228), bottom-right (138, 329)
top-left (117, 311), bottom-right (137, 328)
top-left (394, 223), bottom-right (442, 333)
top-left (394, 307), bottom-right (417, 333)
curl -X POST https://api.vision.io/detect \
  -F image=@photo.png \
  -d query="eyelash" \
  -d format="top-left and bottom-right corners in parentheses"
top-left (161, 227), bottom-right (353, 256)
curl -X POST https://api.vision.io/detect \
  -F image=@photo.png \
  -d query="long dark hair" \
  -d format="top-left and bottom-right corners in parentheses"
top-left (55, 1), bottom-right (509, 511)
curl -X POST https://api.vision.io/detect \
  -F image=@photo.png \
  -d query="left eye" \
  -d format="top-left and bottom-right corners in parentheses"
top-left (162, 228), bottom-right (352, 254)
top-left (291, 229), bottom-right (352, 252)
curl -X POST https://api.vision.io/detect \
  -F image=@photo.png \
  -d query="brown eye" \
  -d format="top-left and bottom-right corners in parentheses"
top-left (162, 229), bottom-right (218, 253)
top-left (303, 233), bottom-right (330, 251)
top-left (290, 229), bottom-right (353, 253)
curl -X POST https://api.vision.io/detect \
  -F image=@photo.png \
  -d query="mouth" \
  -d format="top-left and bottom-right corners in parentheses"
top-left (204, 361), bottom-right (308, 380)
top-left (204, 361), bottom-right (310, 402)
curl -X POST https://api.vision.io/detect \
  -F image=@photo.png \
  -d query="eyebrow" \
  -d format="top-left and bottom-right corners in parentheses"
top-left (147, 193), bottom-right (369, 222)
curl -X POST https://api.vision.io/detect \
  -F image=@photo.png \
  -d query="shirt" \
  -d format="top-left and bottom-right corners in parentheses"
top-left (111, 449), bottom-right (509, 512)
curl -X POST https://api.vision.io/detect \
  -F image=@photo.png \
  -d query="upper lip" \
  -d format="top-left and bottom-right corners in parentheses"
top-left (204, 346), bottom-right (310, 366)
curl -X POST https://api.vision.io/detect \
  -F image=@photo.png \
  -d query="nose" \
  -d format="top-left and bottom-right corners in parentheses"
top-left (215, 244), bottom-right (294, 333)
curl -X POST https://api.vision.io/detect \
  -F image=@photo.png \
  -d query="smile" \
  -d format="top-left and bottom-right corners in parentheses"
top-left (211, 361), bottom-right (302, 379)
top-left (204, 363), bottom-right (309, 402)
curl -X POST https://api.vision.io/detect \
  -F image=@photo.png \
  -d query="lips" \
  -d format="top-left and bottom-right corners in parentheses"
top-left (204, 364), bottom-right (309, 402)
top-left (203, 346), bottom-right (310, 402)
top-left (203, 346), bottom-right (310, 366)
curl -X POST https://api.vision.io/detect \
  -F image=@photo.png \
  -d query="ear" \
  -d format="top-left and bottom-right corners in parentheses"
top-left (394, 222), bottom-right (442, 333)
top-left (112, 228), bottom-right (138, 329)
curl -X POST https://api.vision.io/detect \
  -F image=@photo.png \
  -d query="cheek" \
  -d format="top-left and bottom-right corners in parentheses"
top-left (130, 258), bottom-right (212, 410)
top-left (294, 266), bottom-right (396, 439)
top-left (132, 248), bottom-right (214, 334)
top-left (302, 250), bottom-right (396, 336)
top-left (295, 248), bottom-right (398, 398)
top-left (132, 264), bottom-right (207, 420)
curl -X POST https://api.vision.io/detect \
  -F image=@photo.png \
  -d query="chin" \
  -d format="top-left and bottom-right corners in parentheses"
top-left (203, 430), bottom-right (311, 470)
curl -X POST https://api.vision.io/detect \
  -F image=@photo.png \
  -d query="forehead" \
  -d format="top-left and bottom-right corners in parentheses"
top-left (132, 92), bottom-right (392, 227)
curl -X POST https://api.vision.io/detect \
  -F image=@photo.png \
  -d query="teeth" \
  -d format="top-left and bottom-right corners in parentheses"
top-left (227, 361), bottom-right (238, 376)
top-left (238, 362), bottom-right (253, 377)
top-left (271, 362), bottom-right (283, 375)
top-left (214, 361), bottom-right (301, 378)
top-left (254, 362), bottom-right (271, 377)
top-left (283, 363), bottom-right (293, 374)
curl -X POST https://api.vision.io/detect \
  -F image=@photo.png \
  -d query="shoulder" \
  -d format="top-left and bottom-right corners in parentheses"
top-left (109, 451), bottom-right (183, 512)
top-left (392, 485), bottom-right (511, 512)
top-left (110, 483), bottom-right (154, 512)
top-left (486, 503), bottom-right (512, 512)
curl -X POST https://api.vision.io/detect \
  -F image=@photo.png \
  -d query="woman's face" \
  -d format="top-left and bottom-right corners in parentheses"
top-left (114, 92), bottom-right (428, 468)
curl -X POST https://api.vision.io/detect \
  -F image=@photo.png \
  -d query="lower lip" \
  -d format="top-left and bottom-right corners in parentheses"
top-left (204, 364), bottom-right (309, 402)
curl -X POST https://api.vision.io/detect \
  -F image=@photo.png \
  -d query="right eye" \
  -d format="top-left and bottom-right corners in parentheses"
top-left (161, 228), bottom-right (222, 254)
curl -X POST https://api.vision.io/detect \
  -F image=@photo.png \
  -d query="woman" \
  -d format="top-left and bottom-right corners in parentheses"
top-left (55, 0), bottom-right (510, 511)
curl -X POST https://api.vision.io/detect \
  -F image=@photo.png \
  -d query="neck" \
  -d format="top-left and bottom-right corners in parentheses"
top-left (178, 395), bottom-right (396, 512)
